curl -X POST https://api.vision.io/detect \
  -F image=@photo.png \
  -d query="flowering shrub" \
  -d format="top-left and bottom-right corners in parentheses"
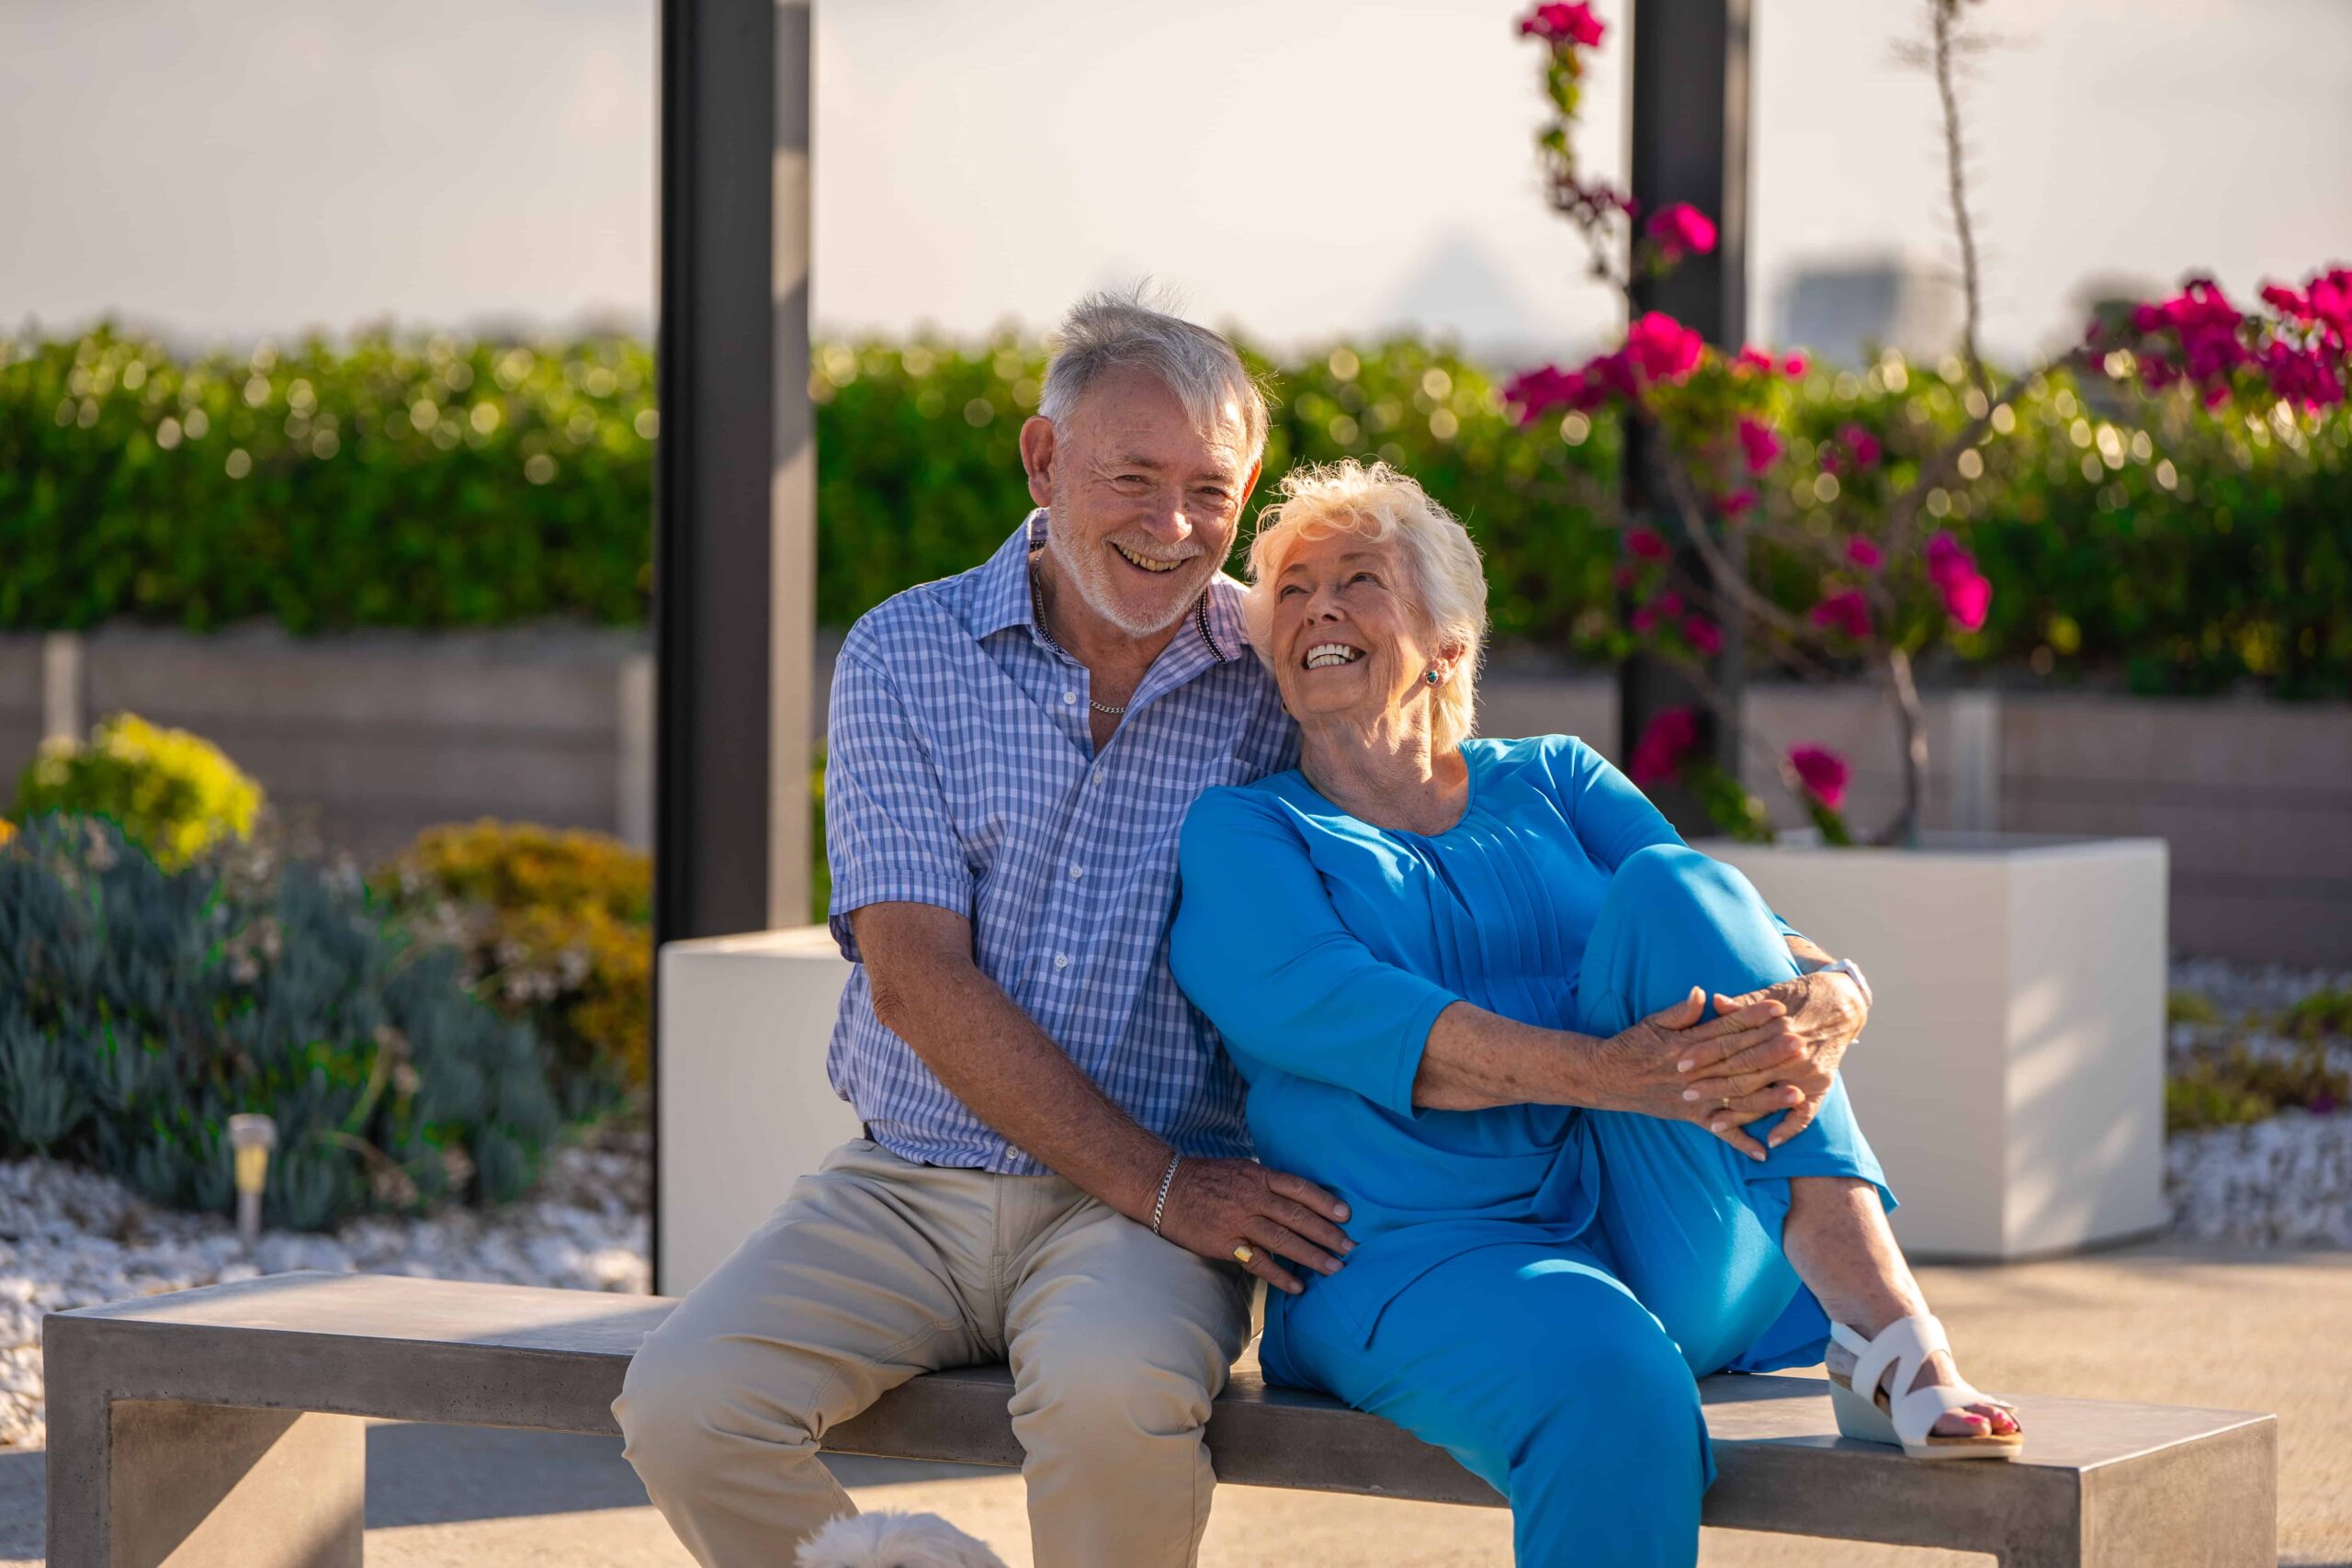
top-left (372, 820), bottom-right (651, 1116)
top-left (1507, 0), bottom-right (2352, 841)
top-left (12, 713), bottom-right (263, 871)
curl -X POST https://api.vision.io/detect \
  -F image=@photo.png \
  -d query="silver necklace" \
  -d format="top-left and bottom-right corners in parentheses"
top-left (1027, 555), bottom-right (1223, 716)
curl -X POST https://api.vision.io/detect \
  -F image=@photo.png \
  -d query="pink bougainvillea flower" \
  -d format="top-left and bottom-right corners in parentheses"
top-left (1519, 1), bottom-right (1605, 47)
top-left (1781, 354), bottom-right (1809, 378)
top-left (1844, 536), bottom-right (1884, 570)
top-left (1499, 364), bottom-right (1580, 423)
top-left (1652, 590), bottom-right (1684, 618)
top-left (2307, 268), bottom-right (2352, 339)
top-left (2262, 283), bottom-right (2313, 321)
top-left (1838, 423), bottom-right (1883, 469)
top-left (2262, 338), bottom-right (2346, 411)
top-left (1732, 345), bottom-right (1777, 376)
top-left (1924, 530), bottom-right (1968, 581)
top-left (1940, 570), bottom-right (1993, 631)
top-left (1631, 604), bottom-right (1659, 634)
top-left (1682, 615), bottom-right (1724, 655)
top-left (1788, 744), bottom-right (1851, 811)
top-left (1626, 525), bottom-right (1671, 561)
top-left (1624, 312), bottom-right (1705, 383)
top-left (1736, 415), bottom-right (1783, 475)
top-left (1717, 489), bottom-right (1758, 517)
top-left (1807, 588), bottom-right (1871, 641)
top-left (1645, 203), bottom-right (1718, 263)
top-left (1629, 706), bottom-right (1702, 786)
top-left (1925, 532), bottom-right (1994, 631)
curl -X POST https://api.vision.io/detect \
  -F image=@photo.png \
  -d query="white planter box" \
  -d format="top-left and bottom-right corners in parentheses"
top-left (657, 928), bottom-right (858, 1296)
top-left (1702, 833), bottom-right (2170, 1260)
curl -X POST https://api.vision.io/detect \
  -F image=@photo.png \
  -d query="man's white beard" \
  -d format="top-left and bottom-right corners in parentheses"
top-left (1046, 523), bottom-right (1206, 639)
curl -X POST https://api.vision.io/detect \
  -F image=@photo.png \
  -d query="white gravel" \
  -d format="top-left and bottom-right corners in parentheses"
top-left (2165, 1111), bottom-right (2352, 1247)
top-left (2163, 959), bottom-right (2352, 1247)
top-left (0, 1132), bottom-right (649, 1450)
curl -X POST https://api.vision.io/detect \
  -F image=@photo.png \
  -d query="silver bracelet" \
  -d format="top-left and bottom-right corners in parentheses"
top-left (1148, 1152), bottom-right (1183, 1236)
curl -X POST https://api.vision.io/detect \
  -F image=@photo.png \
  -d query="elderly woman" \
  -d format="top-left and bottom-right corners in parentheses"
top-left (1169, 461), bottom-right (2020, 1567)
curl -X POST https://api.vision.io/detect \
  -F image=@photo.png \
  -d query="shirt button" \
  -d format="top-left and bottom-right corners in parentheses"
top-left (1069, 863), bottom-right (1085, 880)
top-left (1063, 690), bottom-right (1078, 705)
top-left (1053, 953), bottom-right (1069, 969)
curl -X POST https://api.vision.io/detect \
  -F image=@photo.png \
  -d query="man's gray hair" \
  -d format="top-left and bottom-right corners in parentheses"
top-left (1037, 292), bottom-right (1270, 467)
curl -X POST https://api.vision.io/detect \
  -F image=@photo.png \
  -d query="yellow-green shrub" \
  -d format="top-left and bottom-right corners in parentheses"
top-left (12, 713), bottom-right (262, 870)
top-left (373, 821), bottom-right (650, 1113)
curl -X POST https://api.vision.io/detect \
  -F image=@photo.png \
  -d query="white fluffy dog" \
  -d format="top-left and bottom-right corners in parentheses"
top-left (794, 1510), bottom-right (1010, 1568)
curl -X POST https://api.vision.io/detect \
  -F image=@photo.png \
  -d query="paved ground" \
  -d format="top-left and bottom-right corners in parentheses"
top-left (3, 1239), bottom-right (2345, 1566)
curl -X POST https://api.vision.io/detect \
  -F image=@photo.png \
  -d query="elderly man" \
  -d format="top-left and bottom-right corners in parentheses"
top-left (614, 295), bottom-right (1351, 1566)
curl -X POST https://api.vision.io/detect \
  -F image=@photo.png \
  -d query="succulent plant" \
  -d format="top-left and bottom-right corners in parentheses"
top-left (0, 812), bottom-right (560, 1230)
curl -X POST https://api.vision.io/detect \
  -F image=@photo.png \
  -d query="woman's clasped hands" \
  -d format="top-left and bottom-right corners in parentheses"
top-left (1597, 976), bottom-right (1865, 1159)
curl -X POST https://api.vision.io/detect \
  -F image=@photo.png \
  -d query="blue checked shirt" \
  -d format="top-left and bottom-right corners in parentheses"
top-left (824, 510), bottom-right (1299, 1172)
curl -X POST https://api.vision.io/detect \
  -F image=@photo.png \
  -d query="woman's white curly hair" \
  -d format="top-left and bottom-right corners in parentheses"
top-left (1242, 458), bottom-right (1488, 751)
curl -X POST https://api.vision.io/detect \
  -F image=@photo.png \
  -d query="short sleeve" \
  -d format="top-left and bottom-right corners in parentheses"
top-left (1551, 737), bottom-right (1800, 941)
top-left (824, 647), bottom-right (975, 960)
top-left (1170, 789), bottom-right (1462, 1118)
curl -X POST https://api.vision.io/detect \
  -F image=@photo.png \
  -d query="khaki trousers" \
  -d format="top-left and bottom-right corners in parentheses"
top-left (614, 1138), bottom-right (1253, 1568)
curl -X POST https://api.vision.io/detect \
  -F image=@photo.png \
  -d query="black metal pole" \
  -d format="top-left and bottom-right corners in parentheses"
top-left (1621, 0), bottom-right (1752, 829)
top-left (653, 0), bottom-right (781, 1288)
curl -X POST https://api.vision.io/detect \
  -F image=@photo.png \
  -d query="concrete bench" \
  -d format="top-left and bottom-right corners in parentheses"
top-left (46, 1271), bottom-right (2273, 1568)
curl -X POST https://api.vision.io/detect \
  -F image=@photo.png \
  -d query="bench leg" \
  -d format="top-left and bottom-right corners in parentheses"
top-left (47, 1394), bottom-right (365, 1568)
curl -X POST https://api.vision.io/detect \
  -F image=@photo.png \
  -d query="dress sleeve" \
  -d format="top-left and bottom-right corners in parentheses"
top-left (1170, 789), bottom-right (1461, 1119)
top-left (823, 644), bottom-right (976, 960)
top-left (1555, 737), bottom-right (1802, 941)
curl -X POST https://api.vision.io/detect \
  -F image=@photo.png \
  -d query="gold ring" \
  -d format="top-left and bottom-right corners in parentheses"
top-left (1233, 1245), bottom-right (1255, 1265)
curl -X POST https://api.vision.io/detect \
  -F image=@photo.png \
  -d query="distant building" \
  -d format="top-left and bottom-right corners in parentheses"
top-left (1772, 254), bottom-right (1962, 366)
top-left (1375, 228), bottom-right (1598, 364)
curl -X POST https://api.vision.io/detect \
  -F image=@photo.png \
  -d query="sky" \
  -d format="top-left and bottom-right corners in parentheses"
top-left (2, 0), bottom-right (2346, 363)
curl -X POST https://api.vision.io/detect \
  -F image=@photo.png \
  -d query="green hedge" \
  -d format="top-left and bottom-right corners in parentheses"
top-left (5, 327), bottom-right (2347, 694)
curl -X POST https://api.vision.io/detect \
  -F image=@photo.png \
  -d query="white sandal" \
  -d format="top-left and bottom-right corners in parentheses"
top-left (1826, 1314), bottom-right (2024, 1461)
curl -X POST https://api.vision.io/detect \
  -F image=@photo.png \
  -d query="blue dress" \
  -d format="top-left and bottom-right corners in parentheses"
top-left (1170, 735), bottom-right (1892, 1567)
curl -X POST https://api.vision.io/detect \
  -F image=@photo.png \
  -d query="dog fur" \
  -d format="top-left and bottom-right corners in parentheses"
top-left (794, 1509), bottom-right (1011, 1568)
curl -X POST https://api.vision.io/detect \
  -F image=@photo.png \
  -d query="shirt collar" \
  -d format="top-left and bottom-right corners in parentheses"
top-left (963, 510), bottom-right (1049, 641)
top-left (964, 508), bottom-right (1246, 667)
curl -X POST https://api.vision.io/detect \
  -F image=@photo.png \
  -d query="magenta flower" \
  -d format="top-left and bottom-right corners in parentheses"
top-left (1781, 354), bottom-right (1809, 378)
top-left (1624, 312), bottom-right (1704, 383)
top-left (1736, 415), bottom-right (1783, 475)
top-left (1652, 590), bottom-right (1684, 617)
top-left (1940, 572), bottom-right (1992, 631)
top-left (1519, 1), bottom-right (1605, 47)
top-left (1788, 745), bottom-right (1850, 811)
top-left (2262, 340), bottom-right (2344, 411)
top-left (1717, 489), bottom-right (1758, 517)
top-left (2262, 283), bottom-right (2312, 321)
top-left (1499, 364), bottom-right (1583, 424)
top-left (1626, 525), bottom-right (1671, 561)
top-left (1629, 706), bottom-right (1702, 786)
top-left (2308, 269), bottom-right (2352, 339)
top-left (1682, 615), bottom-right (1724, 655)
top-left (1807, 588), bottom-right (1871, 641)
top-left (1838, 423), bottom-right (1882, 470)
top-left (1926, 532), bottom-right (1993, 632)
top-left (1844, 536), bottom-right (1884, 570)
top-left (1645, 203), bottom-right (1718, 264)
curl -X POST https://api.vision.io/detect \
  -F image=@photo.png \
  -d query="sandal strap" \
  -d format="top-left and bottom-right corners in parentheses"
top-left (1843, 1314), bottom-right (1950, 1411)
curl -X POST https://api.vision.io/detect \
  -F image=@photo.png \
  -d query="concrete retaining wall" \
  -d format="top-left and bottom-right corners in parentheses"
top-left (4, 629), bottom-right (2345, 964)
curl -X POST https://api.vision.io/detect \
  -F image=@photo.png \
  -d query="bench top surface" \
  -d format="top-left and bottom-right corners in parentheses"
top-left (59, 1269), bottom-right (2267, 1478)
